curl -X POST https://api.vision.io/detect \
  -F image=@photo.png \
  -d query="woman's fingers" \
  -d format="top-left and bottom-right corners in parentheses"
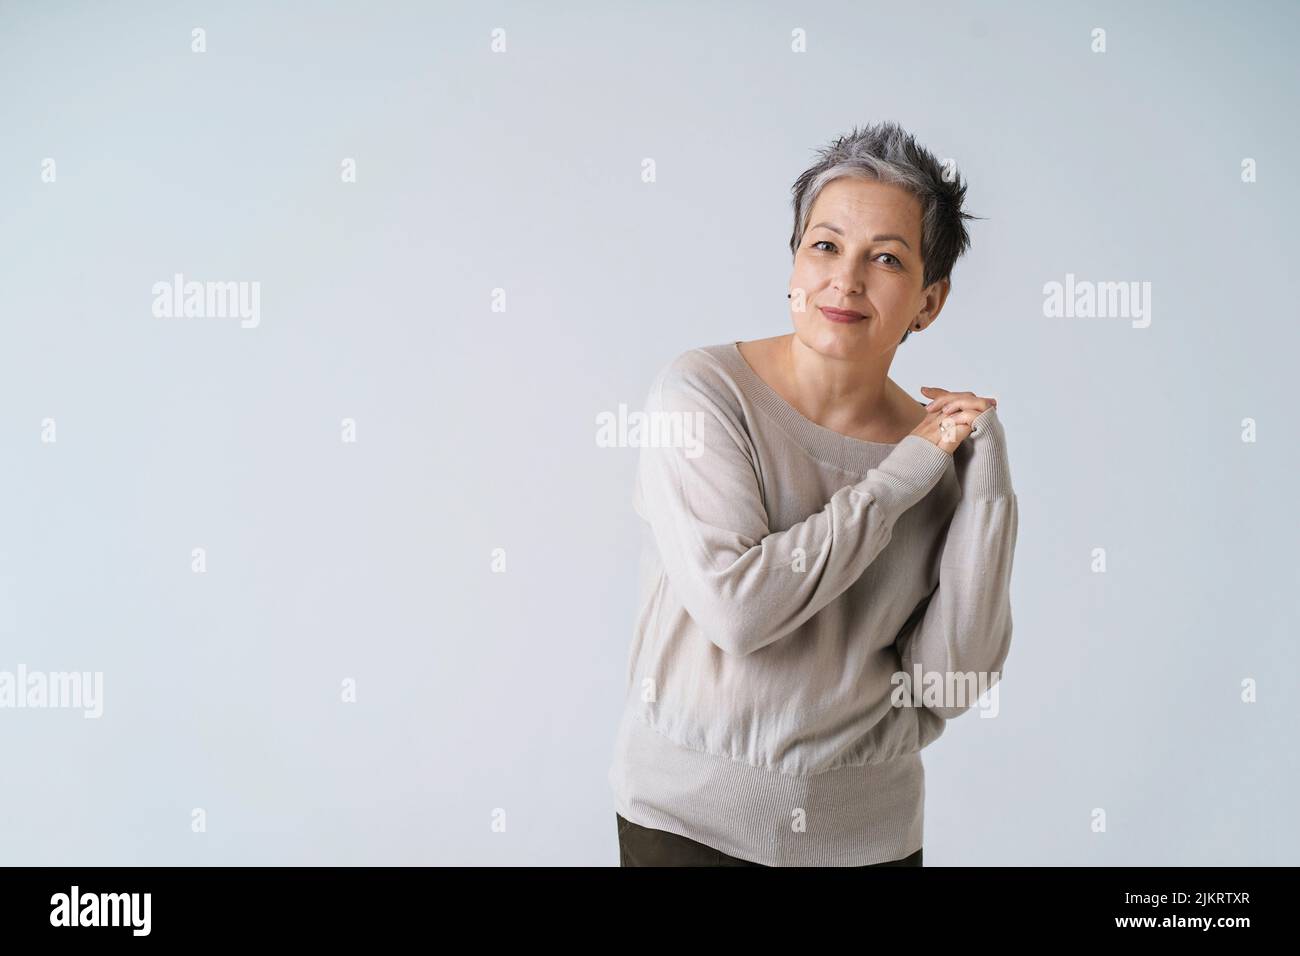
top-left (933, 408), bottom-right (981, 449)
top-left (918, 388), bottom-right (1000, 448)
top-left (936, 408), bottom-right (981, 430)
top-left (911, 401), bottom-right (985, 451)
top-left (935, 393), bottom-right (996, 415)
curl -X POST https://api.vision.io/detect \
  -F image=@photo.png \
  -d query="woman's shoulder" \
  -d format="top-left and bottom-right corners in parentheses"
top-left (648, 342), bottom-right (743, 396)
top-left (887, 379), bottom-right (930, 432)
top-left (638, 344), bottom-right (752, 433)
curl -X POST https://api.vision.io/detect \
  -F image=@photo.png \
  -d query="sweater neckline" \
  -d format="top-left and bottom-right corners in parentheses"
top-left (713, 340), bottom-right (922, 466)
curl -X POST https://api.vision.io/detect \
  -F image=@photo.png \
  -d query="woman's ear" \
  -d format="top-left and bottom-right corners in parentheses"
top-left (917, 277), bottom-right (952, 325)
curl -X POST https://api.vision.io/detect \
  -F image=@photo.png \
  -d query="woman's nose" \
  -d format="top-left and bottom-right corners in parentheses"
top-left (833, 271), bottom-right (866, 296)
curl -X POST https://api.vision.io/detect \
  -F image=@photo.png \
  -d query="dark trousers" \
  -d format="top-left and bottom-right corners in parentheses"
top-left (617, 812), bottom-right (922, 867)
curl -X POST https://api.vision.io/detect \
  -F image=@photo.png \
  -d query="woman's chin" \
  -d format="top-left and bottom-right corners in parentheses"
top-left (794, 325), bottom-right (876, 360)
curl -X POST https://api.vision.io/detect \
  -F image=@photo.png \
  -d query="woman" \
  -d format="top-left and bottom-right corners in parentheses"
top-left (607, 121), bottom-right (1018, 867)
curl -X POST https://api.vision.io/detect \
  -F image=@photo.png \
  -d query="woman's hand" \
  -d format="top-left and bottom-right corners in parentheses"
top-left (909, 387), bottom-right (998, 455)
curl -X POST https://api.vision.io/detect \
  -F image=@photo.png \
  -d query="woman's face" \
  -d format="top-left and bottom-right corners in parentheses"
top-left (789, 176), bottom-right (947, 361)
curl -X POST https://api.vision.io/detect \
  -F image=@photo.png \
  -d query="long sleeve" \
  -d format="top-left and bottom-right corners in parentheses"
top-left (896, 405), bottom-right (1019, 719)
top-left (634, 360), bottom-right (953, 658)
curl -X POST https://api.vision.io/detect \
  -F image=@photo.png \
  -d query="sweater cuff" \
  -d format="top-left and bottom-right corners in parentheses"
top-left (964, 406), bottom-right (1014, 498)
top-left (862, 433), bottom-right (954, 513)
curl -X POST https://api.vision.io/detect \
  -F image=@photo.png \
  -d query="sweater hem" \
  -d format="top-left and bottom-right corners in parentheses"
top-left (608, 708), bottom-right (925, 867)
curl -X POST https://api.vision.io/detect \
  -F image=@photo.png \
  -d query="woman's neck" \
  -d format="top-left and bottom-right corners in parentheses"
top-left (745, 334), bottom-right (917, 443)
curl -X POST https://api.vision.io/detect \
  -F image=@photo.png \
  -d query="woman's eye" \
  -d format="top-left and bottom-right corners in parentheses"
top-left (810, 241), bottom-right (899, 267)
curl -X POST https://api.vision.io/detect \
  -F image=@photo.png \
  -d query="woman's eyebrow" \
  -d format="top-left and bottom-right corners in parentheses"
top-left (809, 222), bottom-right (912, 249)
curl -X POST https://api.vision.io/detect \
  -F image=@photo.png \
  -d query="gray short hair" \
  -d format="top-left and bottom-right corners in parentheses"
top-left (789, 121), bottom-right (979, 290)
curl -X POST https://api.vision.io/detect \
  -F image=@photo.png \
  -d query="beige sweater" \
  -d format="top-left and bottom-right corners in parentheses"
top-left (607, 341), bottom-right (1019, 866)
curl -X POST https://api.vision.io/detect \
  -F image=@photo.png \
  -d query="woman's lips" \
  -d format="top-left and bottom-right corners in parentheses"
top-left (819, 306), bottom-right (867, 323)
